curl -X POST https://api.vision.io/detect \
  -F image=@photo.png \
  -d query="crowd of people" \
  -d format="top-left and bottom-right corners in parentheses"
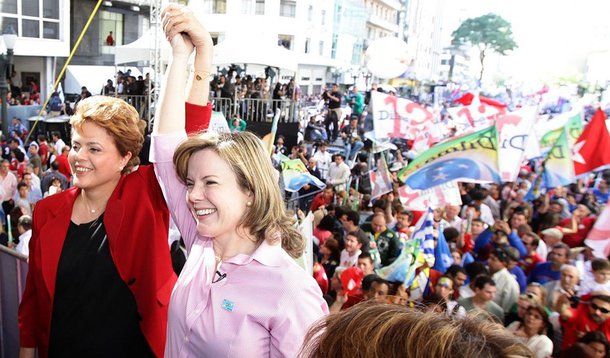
top-left (0, 126), bottom-right (73, 255)
top-left (282, 83), bottom-right (610, 357)
top-left (3, 78), bottom-right (42, 106)
top-left (5, 5), bottom-right (610, 358)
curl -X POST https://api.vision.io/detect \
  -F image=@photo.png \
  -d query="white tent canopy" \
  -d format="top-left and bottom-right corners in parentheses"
top-left (116, 29), bottom-right (298, 72)
top-left (115, 28), bottom-right (171, 65)
top-left (212, 36), bottom-right (298, 72)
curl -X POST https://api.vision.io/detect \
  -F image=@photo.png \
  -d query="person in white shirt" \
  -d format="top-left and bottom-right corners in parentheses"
top-left (51, 131), bottom-right (66, 155)
top-left (327, 154), bottom-right (351, 192)
top-left (312, 142), bottom-right (332, 180)
top-left (14, 215), bottom-right (32, 257)
top-left (489, 248), bottom-right (520, 312)
top-left (578, 258), bottom-right (610, 297)
top-left (339, 231), bottom-right (366, 268)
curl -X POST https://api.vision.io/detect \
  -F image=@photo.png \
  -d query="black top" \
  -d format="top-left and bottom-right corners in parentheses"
top-left (48, 215), bottom-right (154, 357)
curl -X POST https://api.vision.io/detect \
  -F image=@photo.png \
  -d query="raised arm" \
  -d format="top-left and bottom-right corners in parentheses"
top-left (154, 4), bottom-right (213, 135)
top-left (151, 5), bottom-right (214, 249)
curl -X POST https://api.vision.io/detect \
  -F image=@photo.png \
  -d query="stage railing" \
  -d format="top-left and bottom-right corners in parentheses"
top-left (0, 245), bottom-right (28, 358)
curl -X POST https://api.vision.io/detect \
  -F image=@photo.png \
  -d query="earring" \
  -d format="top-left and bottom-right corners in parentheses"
top-left (119, 166), bottom-right (124, 171)
top-left (246, 201), bottom-right (252, 207)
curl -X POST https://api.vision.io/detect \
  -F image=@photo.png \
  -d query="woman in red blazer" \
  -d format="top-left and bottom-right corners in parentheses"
top-left (18, 97), bottom-right (211, 357)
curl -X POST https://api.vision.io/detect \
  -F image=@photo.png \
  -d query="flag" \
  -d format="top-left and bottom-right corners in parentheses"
top-left (573, 109), bottom-right (610, 176)
top-left (261, 110), bottom-right (281, 155)
top-left (537, 109), bottom-right (583, 154)
top-left (378, 208), bottom-right (435, 285)
top-left (280, 159), bottom-right (326, 192)
top-left (447, 95), bottom-right (506, 134)
top-left (208, 111), bottom-right (230, 133)
top-left (370, 91), bottom-right (433, 140)
top-left (432, 224), bottom-right (453, 273)
top-left (398, 181), bottom-right (462, 211)
top-left (370, 156), bottom-right (393, 199)
top-left (542, 128), bottom-right (575, 188)
top-left (296, 212), bottom-right (315, 274)
top-left (398, 125), bottom-right (501, 190)
top-left (496, 107), bottom-right (537, 182)
top-left (453, 92), bottom-right (508, 110)
top-left (584, 200), bottom-right (610, 258)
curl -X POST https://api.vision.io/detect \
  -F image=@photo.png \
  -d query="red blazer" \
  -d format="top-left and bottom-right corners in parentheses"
top-left (18, 102), bottom-right (212, 357)
top-left (19, 166), bottom-right (173, 357)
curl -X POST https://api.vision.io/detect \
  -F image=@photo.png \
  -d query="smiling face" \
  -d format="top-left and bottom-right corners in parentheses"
top-left (69, 122), bottom-right (131, 193)
top-left (186, 149), bottom-right (252, 241)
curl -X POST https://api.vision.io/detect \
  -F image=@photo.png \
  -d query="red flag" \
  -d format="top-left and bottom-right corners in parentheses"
top-left (585, 200), bottom-right (610, 258)
top-left (573, 109), bottom-right (610, 176)
top-left (453, 92), bottom-right (507, 110)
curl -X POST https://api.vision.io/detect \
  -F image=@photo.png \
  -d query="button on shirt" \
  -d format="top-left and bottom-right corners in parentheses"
top-left (152, 132), bottom-right (328, 358)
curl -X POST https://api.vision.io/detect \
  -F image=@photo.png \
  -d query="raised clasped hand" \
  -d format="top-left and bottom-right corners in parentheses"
top-left (161, 4), bottom-right (212, 54)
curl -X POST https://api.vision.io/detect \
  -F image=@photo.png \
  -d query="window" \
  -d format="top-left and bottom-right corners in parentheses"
top-left (23, 19), bottom-right (38, 37)
top-left (1, 0), bottom-right (17, 14)
top-left (43, 0), bottom-right (59, 19)
top-left (0, 17), bottom-right (18, 34)
top-left (304, 37), bottom-right (310, 54)
top-left (43, 20), bottom-right (58, 39)
top-left (331, 33), bottom-right (338, 59)
top-left (307, 5), bottom-right (313, 21)
top-left (278, 34), bottom-right (293, 50)
top-left (279, 0), bottom-right (295, 17)
top-left (255, 0), bottom-right (264, 14)
top-left (210, 32), bottom-right (225, 45)
top-left (23, 0), bottom-right (39, 17)
top-left (241, 0), bottom-right (252, 14)
top-left (321, 9), bottom-right (325, 25)
top-left (100, 11), bottom-right (123, 53)
top-left (1, 0), bottom-right (60, 39)
top-left (352, 40), bottom-right (363, 65)
top-left (319, 40), bottom-right (324, 56)
top-left (204, 0), bottom-right (227, 14)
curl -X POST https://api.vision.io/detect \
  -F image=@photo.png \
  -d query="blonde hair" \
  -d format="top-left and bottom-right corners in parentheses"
top-left (300, 301), bottom-right (533, 358)
top-left (173, 131), bottom-right (304, 258)
top-left (70, 96), bottom-right (145, 174)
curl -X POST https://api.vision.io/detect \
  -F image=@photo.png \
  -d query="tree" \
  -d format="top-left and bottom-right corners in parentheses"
top-left (452, 13), bottom-right (517, 82)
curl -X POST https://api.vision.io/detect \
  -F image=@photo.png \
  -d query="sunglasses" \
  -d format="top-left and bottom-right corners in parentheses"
top-left (591, 303), bottom-right (610, 314)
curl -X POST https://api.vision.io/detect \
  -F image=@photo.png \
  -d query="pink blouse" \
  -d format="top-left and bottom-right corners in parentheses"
top-left (152, 132), bottom-right (328, 357)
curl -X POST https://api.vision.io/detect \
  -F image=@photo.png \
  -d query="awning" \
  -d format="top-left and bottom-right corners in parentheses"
top-left (64, 65), bottom-right (143, 95)
top-left (115, 28), bottom-right (171, 65)
top-left (213, 36), bottom-right (299, 72)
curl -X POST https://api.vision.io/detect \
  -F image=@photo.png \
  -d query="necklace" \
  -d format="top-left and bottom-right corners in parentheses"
top-left (81, 193), bottom-right (105, 214)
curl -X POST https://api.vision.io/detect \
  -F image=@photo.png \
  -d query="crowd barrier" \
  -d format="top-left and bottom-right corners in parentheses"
top-left (116, 94), bottom-right (150, 122)
top-left (213, 98), bottom-right (301, 123)
top-left (0, 245), bottom-right (28, 358)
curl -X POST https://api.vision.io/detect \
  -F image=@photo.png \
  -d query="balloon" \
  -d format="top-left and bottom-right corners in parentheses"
top-left (340, 266), bottom-right (364, 295)
top-left (365, 36), bottom-right (410, 79)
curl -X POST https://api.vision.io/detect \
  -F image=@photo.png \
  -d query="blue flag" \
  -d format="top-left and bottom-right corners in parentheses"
top-left (432, 224), bottom-right (453, 273)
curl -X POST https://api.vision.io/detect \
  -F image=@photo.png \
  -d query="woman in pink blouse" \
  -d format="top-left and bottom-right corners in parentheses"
top-left (152, 5), bottom-right (328, 357)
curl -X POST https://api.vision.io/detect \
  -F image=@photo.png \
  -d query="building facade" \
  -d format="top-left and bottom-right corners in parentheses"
top-left (1, 0), bottom-right (71, 100)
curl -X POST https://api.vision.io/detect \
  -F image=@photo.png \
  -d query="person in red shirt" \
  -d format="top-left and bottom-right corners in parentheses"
top-left (37, 134), bottom-right (49, 168)
top-left (54, 145), bottom-right (72, 182)
top-left (556, 292), bottom-right (610, 350)
top-left (105, 31), bottom-right (114, 46)
top-left (310, 186), bottom-right (334, 212)
top-left (558, 204), bottom-right (596, 248)
top-left (520, 232), bottom-right (544, 275)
